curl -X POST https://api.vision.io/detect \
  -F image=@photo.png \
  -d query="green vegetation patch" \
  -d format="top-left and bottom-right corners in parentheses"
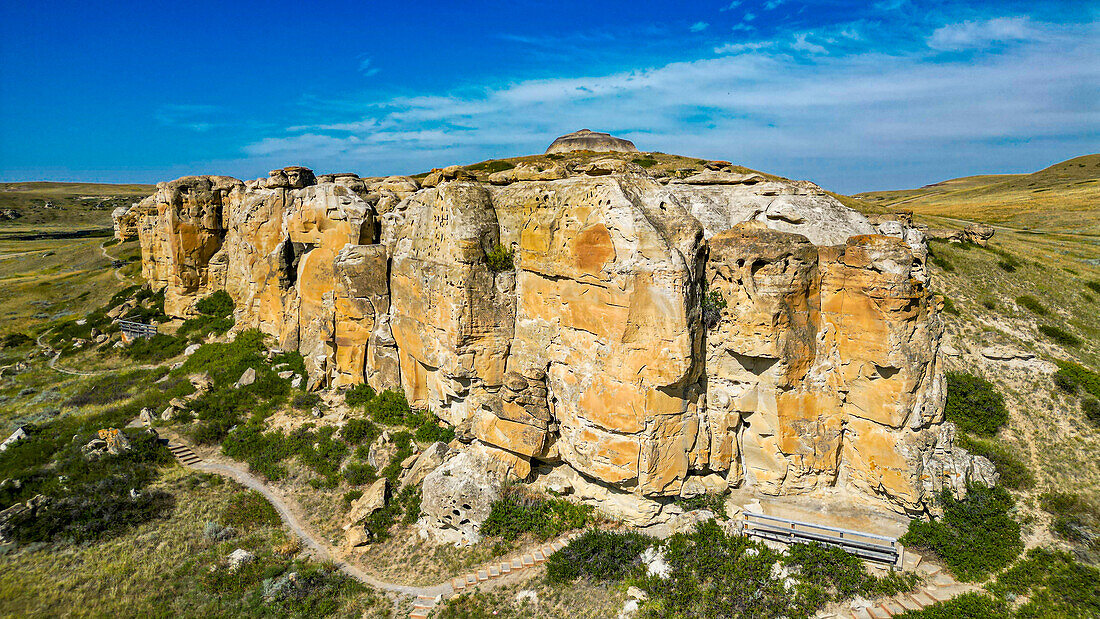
top-left (221, 490), bottom-right (282, 530)
top-left (633, 520), bottom-right (918, 619)
top-left (1040, 324), bottom-right (1083, 347)
top-left (194, 290), bottom-right (234, 318)
top-left (485, 243), bottom-right (515, 272)
top-left (944, 371), bottom-right (1009, 436)
top-left (1039, 492), bottom-right (1100, 549)
top-left (1015, 294), bottom-right (1048, 315)
top-left (894, 592), bottom-right (1010, 618)
top-left (900, 484), bottom-right (1022, 581)
top-left (481, 485), bottom-right (595, 541)
top-left (467, 160), bottom-right (515, 174)
top-left (987, 547), bottom-right (1100, 617)
top-left (632, 157), bottom-right (658, 168)
top-left (1053, 361), bottom-right (1100, 400)
top-left (546, 529), bottom-right (655, 583)
top-left (956, 434), bottom-right (1034, 490)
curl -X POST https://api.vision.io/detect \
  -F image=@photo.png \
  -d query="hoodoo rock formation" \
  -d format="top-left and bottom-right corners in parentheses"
top-left (545, 129), bottom-right (639, 154)
top-left (119, 151), bottom-right (995, 523)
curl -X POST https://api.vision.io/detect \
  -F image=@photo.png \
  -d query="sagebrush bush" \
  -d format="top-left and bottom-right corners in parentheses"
top-left (481, 486), bottom-right (594, 541)
top-left (546, 529), bottom-right (654, 583)
top-left (1053, 361), bottom-right (1100, 400)
top-left (944, 371), bottom-right (1009, 436)
top-left (341, 418), bottom-right (380, 445)
top-left (900, 484), bottom-right (1022, 581)
top-left (342, 461), bottom-right (378, 486)
top-left (365, 389), bottom-right (413, 425)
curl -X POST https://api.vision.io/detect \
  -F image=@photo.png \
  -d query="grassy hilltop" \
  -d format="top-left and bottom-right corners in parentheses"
top-left (852, 154), bottom-right (1100, 234)
top-left (0, 181), bottom-right (155, 231)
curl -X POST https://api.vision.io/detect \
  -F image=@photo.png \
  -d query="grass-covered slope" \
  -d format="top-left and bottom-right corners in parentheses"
top-left (0, 181), bottom-right (154, 230)
top-left (853, 154), bottom-right (1100, 234)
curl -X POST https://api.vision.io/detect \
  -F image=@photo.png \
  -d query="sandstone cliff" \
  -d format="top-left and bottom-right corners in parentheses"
top-left (120, 156), bottom-right (994, 520)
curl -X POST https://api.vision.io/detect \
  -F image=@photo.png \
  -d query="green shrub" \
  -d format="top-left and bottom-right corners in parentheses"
top-left (929, 252), bottom-right (954, 272)
top-left (410, 411), bottom-right (455, 444)
top-left (365, 389), bottom-right (413, 425)
top-left (467, 160), bottom-right (515, 173)
top-left (291, 392), bottom-right (321, 410)
top-left (221, 490), bottom-right (281, 530)
top-left (1086, 281), bottom-right (1100, 294)
top-left (177, 314), bottom-right (234, 341)
top-left (1039, 324), bottom-right (1082, 347)
top-left (674, 491), bottom-right (728, 516)
top-left (632, 157), bottom-right (658, 168)
top-left (481, 486), bottom-right (594, 541)
top-left (485, 243), bottom-right (514, 272)
top-left (546, 529), bottom-right (655, 583)
top-left (894, 592), bottom-right (1010, 618)
top-left (1, 332), bottom-right (32, 348)
top-left (125, 333), bottom-right (187, 362)
top-left (900, 484), bottom-right (1022, 581)
top-left (981, 298), bottom-right (997, 310)
top-left (64, 367), bottom-right (166, 408)
top-left (344, 383), bottom-right (376, 408)
top-left (1084, 398), bottom-right (1100, 426)
top-left (1053, 361), bottom-right (1100, 400)
top-left (702, 287), bottom-right (727, 329)
top-left (944, 371), bottom-right (1009, 436)
top-left (940, 296), bottom-right (959, 315)
top-left (1039, 492), bottom-right (1100, 548)
top-left (341, 418), bottom-right (380, 445)
top-left (0, 427), bottom-right (174, 543)
top-left (195, 290), bottom-right (234, 318)
top-left (342, 461), bottom-right (378, 486)
top-left (342, 490), bottom-right (363, 508)
top-left (632, 520), bottom-right (916, 619)
top-left (989, 547), bottom-right (1100, 617)
top-left (1015, 295), bottom-right (1048, 315)
top-left (956, 434), bottom-right (1034, 490)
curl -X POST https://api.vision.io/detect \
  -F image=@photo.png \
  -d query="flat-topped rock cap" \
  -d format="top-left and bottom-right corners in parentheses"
top-left (545, 129), bottom-right (639, 154)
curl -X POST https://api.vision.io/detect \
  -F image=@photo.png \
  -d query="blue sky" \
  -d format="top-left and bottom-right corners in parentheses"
top-left (0, 0), bottom-right (1096, 193)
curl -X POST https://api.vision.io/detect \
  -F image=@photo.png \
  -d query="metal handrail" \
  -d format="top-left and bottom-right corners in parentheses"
top-left (117, 319), bottom-right (157, 339)
top-left (745, 512), bottom-right (898, 543)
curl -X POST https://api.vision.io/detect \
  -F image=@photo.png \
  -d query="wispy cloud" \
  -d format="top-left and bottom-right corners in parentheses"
top-left (719, 1), bottom-right (742, 12)
top-left (743, 12), bottom-right (756, 21)
top-left (928, 16), bottom-right (1038, 50)
top-left (238, 18), bottom-right (1099, 192)
top-left (358, 57), bottom-right (380, 77)
top-left (764, 0), bottom-right (785, 9)
top-left (690, 21), bottom-right (709, 32)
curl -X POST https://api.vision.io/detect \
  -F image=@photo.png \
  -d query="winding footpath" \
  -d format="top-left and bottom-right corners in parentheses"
top-left (163, 437), bottom-right (575, 618)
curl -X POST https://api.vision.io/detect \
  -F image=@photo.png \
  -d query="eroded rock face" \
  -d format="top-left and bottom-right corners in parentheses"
top-left (545, 129), bottom-right (639, 154)
top-left (124, 159), bottom-right (987, 519)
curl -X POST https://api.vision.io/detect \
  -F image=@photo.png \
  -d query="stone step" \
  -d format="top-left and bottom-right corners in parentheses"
top-left (532, 550), bottom-right (545, 564)
top-left (451, 577), bottom-right (465, 591)
top-left (500, 562), bottom-right (511, 574)
top-left (910, 592), bottom-right (935, 607)
top-left (883, 600), bottom-right (906, 615)
top-left (916, 563), bottom-right (941, 577)
top-left (850, 609), bottom-right (873, 619)
top-left (512, 558), bottom-right (523, 570)
top-left (409, 610), bottom-right (430, 619)
top-left (927, 585), bottom-right (969, 603)
top-left (897, 595), bottom-right (922, 612)
top-left (488, 566), bottom-right (500, 578)
top-left (931, 572), bottom-right (955, 587)
top-left (521, 555), bottom-right (534, 567)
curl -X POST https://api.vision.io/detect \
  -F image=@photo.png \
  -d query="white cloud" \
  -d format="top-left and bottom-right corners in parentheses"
top-left (154, 104), bottom-right (222, 132)
top-left (928, 16), bottom-right (1037, 51)
top-left (791, 33), bottom-right (828, 54)
top-left (239, 19), bottom-right (1099, 192)
top-left (764, 0), bottom-right (785, 9)
top-left (358, 57), bottom-right (380, 77)
top-left (743, 12), bottom-right (756, 21)
top-left (719, 1), bottom-right (741, 12)
top-left (714, 40), bottom-right (774, 54)
top-left (690, 21), bottom-right (709, 32)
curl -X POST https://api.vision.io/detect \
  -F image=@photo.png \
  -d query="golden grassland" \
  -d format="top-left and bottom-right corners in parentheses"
top-left (852, 154), bottom-right (1100, 234)
top-left (0, 181), bottom-right (154, 229)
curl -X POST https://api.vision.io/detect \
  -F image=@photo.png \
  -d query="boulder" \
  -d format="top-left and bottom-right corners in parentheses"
top-left (545, 129), bottom-right (638, 154)
top-left (227, 548), bottom-right (255, 571)
top-left (980, 346), bottom-right (1036, 361)
top-left (189, 372), bottom-right (213, 391)
top-left (345, 478), bottom-right (388, 528)
top-left (0, 427), bottom-right (28, 453)
top-left (401, 441), bottom-right (450, 489)
top-left (418, 448), bottom-right (503, 545)
top-left (962, 223), bottom-right (995, 245)
top-left (235, 367), bottom-right (257, 388)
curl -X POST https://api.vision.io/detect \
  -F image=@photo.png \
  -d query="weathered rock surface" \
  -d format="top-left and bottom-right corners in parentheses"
top-left (418, 448), bottom-right (504, 545)
top-left (545, 129), bottom-right (639, 154)
top-left (123, 152), bottom-right (988, 519)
